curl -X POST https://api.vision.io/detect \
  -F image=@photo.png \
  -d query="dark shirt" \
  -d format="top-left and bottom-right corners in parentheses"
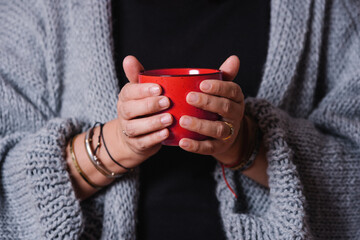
top-left (111, 0), bottom-right (270, 239)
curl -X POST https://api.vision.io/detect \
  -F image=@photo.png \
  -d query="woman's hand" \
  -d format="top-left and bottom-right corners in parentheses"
top-left (178, 55), bottom-right (246, 165)
top-left (66, 56), bottom-right (174, 200)
top-left (114, 56), bottom-right (173, 167)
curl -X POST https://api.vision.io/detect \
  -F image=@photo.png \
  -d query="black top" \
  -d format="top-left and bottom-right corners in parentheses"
top-left (111, 0), bottom-right (270, 239)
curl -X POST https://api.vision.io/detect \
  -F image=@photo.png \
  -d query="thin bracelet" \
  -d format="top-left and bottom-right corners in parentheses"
top-left (223, 117), bottom-right (249, 169)
top-left (93, 122), bottom-right (103, 155)
top-left (85, 126), bottom-right (124, 178)
top-left (70, 135), bottom-right (102, 189)
top-left (101, 123), bottom-right (133, 172)
top-left (232, 123), bottom-right (261, 171)
top-left (223, 116), bottom-right (261, 171)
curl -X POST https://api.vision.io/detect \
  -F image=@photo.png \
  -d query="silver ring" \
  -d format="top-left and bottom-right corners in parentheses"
top-left (122, 130), bottom-right (130, 137)
top-left (222, 121), bottom-right (234, 141)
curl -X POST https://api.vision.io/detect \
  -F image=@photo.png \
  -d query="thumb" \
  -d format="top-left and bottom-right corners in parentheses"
top-left (219, 55), bottom-right (240, 81)
top-left (122, 55), bottom-right (145, 84)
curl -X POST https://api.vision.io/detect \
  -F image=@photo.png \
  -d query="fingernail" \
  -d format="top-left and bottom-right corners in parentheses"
top-left (159, 129), bottom-right (168, 138)
top-left (200, 82), bottom-right (211, 91)
top-left (161, 114), bottom-right (172, 124)
top-left (180, 139), bottom-right (190, 148)
top-left (159, 97), bottom-right (169, 108)
top-left (150, 86), bottom-right (161, 95)
top-left (187, 92), bottom-right (198, 103)
top-left (180, 116), bottom-right (191, 126)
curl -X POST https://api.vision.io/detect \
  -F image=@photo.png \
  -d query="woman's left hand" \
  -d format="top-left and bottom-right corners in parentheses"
top-left (179, 55), bottom-right (246, 165)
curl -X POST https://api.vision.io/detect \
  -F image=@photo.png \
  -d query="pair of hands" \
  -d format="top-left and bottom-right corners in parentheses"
top-left (115, 55), bottom-right (245, 169)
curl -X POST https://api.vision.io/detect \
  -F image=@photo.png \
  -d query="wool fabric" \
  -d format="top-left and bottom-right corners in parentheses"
top-left (0, 0), bottom-right (360, 239)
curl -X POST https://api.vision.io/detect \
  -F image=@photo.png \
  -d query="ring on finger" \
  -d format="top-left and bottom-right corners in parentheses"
top-left (222, 121), bottom-right (234, 141)
top-left (122, 130), bottom-right (130, 137)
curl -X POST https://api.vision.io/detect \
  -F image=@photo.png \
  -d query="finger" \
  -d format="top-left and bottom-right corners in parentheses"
top-left (118, 96), bottom-right (170, 120)
top-left (119, 82), bottom-right (162, 101)
top-left (186, 92), bottom-right (243, 119)
top-left (123, 55), bottom-right (145, 84)
top-left (179, 116), bottom-right (233, 140)
top-left (219, 55), bottom-right (240, 81)
top-left (128, 128), bottom-right (169, 154)
top-left (123, 113), bottom-right (173, 137)
top-left (199, 80), bottom-right (243, 103)
top-left (179, 138), bottom-right (222, 155)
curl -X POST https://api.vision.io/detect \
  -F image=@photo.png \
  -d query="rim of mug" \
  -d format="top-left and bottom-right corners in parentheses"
top-left (139, 68), bottom-right (222, 77)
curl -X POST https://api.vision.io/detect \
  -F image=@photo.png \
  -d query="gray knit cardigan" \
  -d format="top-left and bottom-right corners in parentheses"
top-left (1, 0), bottom-right (359, 239)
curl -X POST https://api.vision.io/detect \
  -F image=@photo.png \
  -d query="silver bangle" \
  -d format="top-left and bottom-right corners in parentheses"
top-left (85, 127), bottom-right (123, 178)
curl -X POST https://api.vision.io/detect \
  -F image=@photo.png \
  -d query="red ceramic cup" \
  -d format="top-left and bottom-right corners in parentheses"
top-left (139, 68), bottom-right (222, 146)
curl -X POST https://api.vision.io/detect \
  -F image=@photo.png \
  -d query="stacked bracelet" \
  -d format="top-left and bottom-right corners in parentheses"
top-left (85, 124), bottom-right (124, 178)
top-left (101, 123), bottom-right (133, 172)
top-left (224, 116), bottom-right (262, 171)
top-left (70, 135), bottom-right (102, 189)
top-left (231, 125), bottom-right (261, 171)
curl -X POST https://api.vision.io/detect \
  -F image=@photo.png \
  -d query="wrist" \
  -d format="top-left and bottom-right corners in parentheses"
top-left (66, 120), bottom-right (134, 200)
top-left (223, 115), bottom-right (260, 171)
top-left (66, 132), bottom-right (113, 200)
top-left (91, 119), bottom-right (134, 171)
top-left (213, 116), bottom-right (246, 166)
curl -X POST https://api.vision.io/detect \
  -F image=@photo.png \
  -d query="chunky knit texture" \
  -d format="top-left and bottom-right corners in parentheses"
top-left (1, 0), bottom-right (359, 239)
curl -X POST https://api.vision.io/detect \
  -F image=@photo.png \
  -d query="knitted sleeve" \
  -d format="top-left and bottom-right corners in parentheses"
top-left (215, 1), bottom-right (360, 239)
top-left (0, 1), bottom-right (85, 239)
top-left (0, 118), bottom-right (85, 239)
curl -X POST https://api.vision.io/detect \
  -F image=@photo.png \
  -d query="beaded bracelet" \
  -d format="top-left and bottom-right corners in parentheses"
top-left (85, 124), bottom-right (123, 178)
top-left (70, 135), bottom-right (102, 189)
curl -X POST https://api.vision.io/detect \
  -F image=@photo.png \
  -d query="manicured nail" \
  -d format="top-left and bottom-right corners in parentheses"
top-left (159, 97), bottom-right (169, 108)
top-left (161, 114), bottom-right (172, 124)
top-left (200, 82), bottom-right (211, 91)
top-left (180, 116), bottom-right (191, 127)
top-left (180, 139), bottom-right (190, 148)
top-left (159, 129), bottom-right (168, 138)
top-left (187, 92), bottom-right (198, 103)
top-left (150, 86), bottom-right (161, 95)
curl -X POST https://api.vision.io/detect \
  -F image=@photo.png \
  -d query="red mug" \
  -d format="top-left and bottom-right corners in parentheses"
top-left (138, 68), bottom-right (222, 146)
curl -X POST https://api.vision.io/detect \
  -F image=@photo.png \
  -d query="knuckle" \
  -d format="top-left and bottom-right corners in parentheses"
top-left (117, 94), bottom-right (124, 112)
top-left (196, 120), bottom-right (206, 133)
top-left (231, 86), bottom-right (240, 99)
top-left (222, 99), bottom-right (232, 114)
top-left (203, 95), bottom-right (212, 108)
top-left (213, 82), bottom-right (221, 94)
top-left (216, 122), bottom-right (226, 138)
top-left (120, 104), bottom-right (132, 119)
top-left (136, 140), bottom-right (148, 152)
top-left (206, 143), bottom-right (215, 154)
top-left (127, 140), bottom-right (138, 153)
top-left (145, 98), bottom-right (155, 113)
top-left (120, 84), bottom-right (130, 100)
top-left (192, 142), bottom-right (201, 153)
top-left (125, 123), bottom-right (136, 137)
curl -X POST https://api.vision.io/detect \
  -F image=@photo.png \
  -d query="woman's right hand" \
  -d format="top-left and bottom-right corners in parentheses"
top-left (114, 56), bottom-right (173, 167)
